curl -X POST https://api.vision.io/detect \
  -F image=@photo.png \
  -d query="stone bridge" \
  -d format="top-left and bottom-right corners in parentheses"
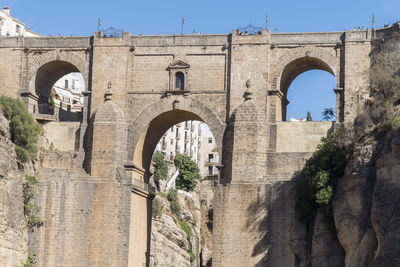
top-left (0, 27), bottom-right (377, 266)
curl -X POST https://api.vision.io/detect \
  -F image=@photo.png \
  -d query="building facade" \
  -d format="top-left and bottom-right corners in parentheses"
top-left (155, 120), bottom-right (204, 163)
top-left (0, 7), bottom-right (40, 37)
top-left (52, 73), bottom-right (85, 112)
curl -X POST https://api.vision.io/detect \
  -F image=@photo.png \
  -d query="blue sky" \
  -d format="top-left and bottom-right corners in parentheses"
top-left (7, 0), bottom-right (399, 120)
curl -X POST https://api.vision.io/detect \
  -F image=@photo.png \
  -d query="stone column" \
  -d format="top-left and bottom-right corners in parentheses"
top-left (267, 89), bottom-right (287, 122)
top-left (213, 99), bottom-right (269, 266)
top-left (20, 92), bottom-right (38, 114)
top-left (87, 89), bottom-right (127, 178)
top-left (334, 87), bottom-right (344, 122)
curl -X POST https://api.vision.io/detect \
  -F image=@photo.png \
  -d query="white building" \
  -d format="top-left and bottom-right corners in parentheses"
top-left (0, 7), bottom-right (41, 37)
top-left (155, 120), bottom-right (203, 163)
top-left (155, 121), bottom-right (219, 178)
top-left (51, 73), bottom-right (85, 112)
top-left (197, 124), bottom-right (219, 177)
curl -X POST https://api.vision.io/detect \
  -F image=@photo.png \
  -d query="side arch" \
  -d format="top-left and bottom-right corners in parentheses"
top-left (270, 46), bottom-right (340, 93)
top-left (128, 97), bottom-right (226, 179)
top-left (25, 50), bottom-right (89, 95)
top-left (268, 46), bottom-right (341, 122)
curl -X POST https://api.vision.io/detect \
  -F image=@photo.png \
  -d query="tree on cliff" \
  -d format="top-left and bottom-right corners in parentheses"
top-left (174, 153), bottom-right (202, 192)
top-left (153, 151), bottom-right (169, 182)
top-left (306, 111), bottom-right (313, 121)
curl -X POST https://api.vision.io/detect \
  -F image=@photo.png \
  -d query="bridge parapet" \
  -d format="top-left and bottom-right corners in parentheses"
top-left (0, 36), bottom-right (91, 48)
top-left (271, 31), bottom-right (343, 45)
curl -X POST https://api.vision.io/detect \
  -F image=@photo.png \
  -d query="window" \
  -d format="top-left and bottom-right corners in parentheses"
top-left (162, 137), bottom-right (166, 145)
top-left (72, 79), bottom-right (76, 90)
top-left (170, 139), bottom-right (173, 145)
top-left (208, 154), bottom-right (214, 163)
top-left (208, 138), bottom-right (212, 144)
top-left (15, 25), bottom-right (20, 34)
top-left (64, 79), bottom-right (69, 89)
top-left (175, 72), bottom-right (185, 90)
top-left (171, 127), bottom-right (174, 132)
top-left (176, 128), bottom-right (179, 137)
top-left (208, 166), bottom-right (213, 175)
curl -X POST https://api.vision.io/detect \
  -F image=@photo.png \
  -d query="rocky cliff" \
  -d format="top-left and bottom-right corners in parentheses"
top-left (150, 190), bottom-right (204, 267)
top-left (333, 28), bottom-right (400, 267)
top-left (291, 27), bottom-right (400, 267)
top-left (0, 113), bottom-right (29, 266)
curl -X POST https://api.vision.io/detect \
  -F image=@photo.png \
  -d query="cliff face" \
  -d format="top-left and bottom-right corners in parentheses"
top-left (292, 27), bottom-right (400, 267)
top-left (335, 28), bottom-right (400, 267)
top-left (150, 190), bottom-right (203, 267)
top-left (0, 113), bottom-right (28, 266)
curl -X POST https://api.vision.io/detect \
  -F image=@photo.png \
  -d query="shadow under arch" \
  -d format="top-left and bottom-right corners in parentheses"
top-left (32, 60), bottom-right (82, 99)
top-left (128, 97), bottom-right (225, 182)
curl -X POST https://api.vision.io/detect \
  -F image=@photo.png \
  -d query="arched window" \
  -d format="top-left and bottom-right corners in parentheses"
top-left (175, 72), bottom-right (185, 90)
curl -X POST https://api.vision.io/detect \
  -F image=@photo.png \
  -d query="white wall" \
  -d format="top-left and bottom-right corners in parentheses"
top-left (0, 7), bottom-right (41, 37)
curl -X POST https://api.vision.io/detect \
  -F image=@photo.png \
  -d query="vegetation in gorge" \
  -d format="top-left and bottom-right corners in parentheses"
top-left (294, 132), bottom-right (347, 227)
top-left (174, 153), bottom-right (201, 192)
top-left (153, 151), bottom-right (169, 182)
top-left (0, 96), bottom-right (40, 162)
top-left (23, 175), bottom-right (43, 229)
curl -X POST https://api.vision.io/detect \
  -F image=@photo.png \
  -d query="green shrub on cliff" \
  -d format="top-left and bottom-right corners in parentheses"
top-left (294, 133), bottom-right (346, 226)
top-left (153, 151), bottom-right (169, 181)
top-left (0, 96), bottom-right (40, 162)
top-left (25, 249), bottom-right (36, 267)
top-left (167, 189), bottom-right (181, 216)
top-left (23, 175), bottom-right (43, 228)
top-left (152, 197), bottom-right (164, 219)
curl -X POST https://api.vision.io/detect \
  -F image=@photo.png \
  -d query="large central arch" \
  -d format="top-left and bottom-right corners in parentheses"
top-left (126, 96), bottom-right (225, 266)
top-left (128, 97), bottom-right (225, 179)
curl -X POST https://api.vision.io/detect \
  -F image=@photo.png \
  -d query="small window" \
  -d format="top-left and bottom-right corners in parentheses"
top-left (15, 25), bottom-right (20, 34)
top-left (72, 79), bottom-right (76, 90)
top-left (208, 166), bottom-right (213, 175)
top-left (175, 72), bottom-right (185, 90)
top-left (208, 138), bottom-right (212, 143)
top-left (64, 79), bottom-right (69, 89)
top-left (171, 127), bottom-right (174, 132)
top-left (170, 139), bottom-right (173, 145)
top-left (208, 154), bottom-right (214, 163)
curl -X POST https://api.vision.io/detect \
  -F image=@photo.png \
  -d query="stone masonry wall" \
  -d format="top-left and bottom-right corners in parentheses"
top-left (0, 28), bottom-right (378, 266)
